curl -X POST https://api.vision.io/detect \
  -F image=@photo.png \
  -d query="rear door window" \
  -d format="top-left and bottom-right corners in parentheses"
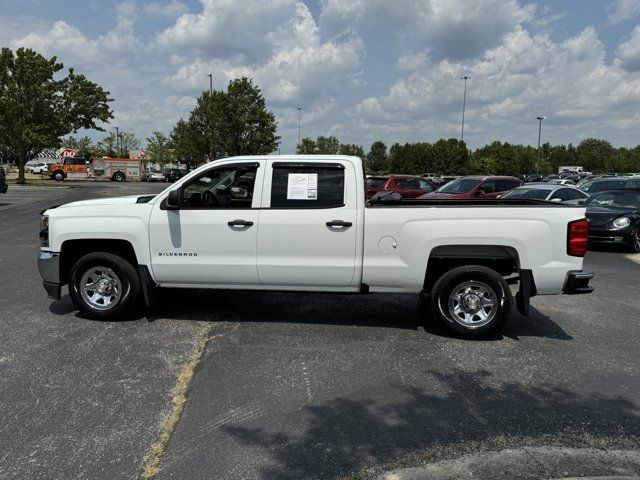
top-left (480, 180), bottom-right (496, 193)
top-left (270, 163), bottom-right (345, 208)
top-left (496, 179), bottom-right (520, 192)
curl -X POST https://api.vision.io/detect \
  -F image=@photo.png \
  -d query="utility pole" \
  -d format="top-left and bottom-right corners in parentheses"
top-left (114, 127), bottom-right (120, 157)
top-left (536, 116), bottom-right (546, 174)
top-left (460, 75), bottom-right (470, 142)
top-left (207, 73), bottom-right (213, 95)
top-left (297, 107), bottom-right (302, 146)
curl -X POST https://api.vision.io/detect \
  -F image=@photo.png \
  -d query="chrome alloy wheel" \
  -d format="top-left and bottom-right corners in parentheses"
top-left (448, 280), bottom-right (498, 328)
top-left (633, 230), bottom-right (640, 253)
top-left (80, 266), bottom-right (123, 311)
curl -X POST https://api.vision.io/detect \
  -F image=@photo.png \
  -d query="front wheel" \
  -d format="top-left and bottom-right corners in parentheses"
top-left (430, 265), bottom-right (512, 338)
top-left (52, 170), bottom-right (65, 181)
top-left (68, 252), bottom-right (142, 319)
top-left (630, 229), bottom-right (640, 253)
top-left (112, 171), bottom-right (125, 182)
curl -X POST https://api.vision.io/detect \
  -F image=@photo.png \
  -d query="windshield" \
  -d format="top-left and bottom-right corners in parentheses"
top-left (436, 178), bottom-right (479, 194)
top-left (586, 191), bottom-right (640, 208)
top-left (502, 188), bottom-right (550, 200)
top-left (580, 179), bottom-right (626, 193)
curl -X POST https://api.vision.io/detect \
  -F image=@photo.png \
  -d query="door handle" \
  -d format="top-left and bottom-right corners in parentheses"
top-left (326, 220), bottom-right (352, 228)
top-left (228, 219), bottom-right (254, 227)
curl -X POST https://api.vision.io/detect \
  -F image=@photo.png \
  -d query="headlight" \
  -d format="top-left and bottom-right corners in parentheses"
top-left (613, 217), bottom-right (631, 229)
top-left (39, 215), bottom-right (49, 247)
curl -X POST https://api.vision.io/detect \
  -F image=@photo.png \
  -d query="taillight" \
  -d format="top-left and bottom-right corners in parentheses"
top-left (567, 218), bottom-right (589, 257)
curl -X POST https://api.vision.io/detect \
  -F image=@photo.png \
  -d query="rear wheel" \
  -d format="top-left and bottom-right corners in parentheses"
top-left (68, 252), bottom-right (141, 319)
top-left (112, 171), bottom-right (125, 182)
top-left (430, 265), bottom-right (511, 338)
top-left (52, 170), bottom-right (65, 181)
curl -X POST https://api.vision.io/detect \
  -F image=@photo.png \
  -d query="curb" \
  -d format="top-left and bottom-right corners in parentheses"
top-left (376, 447), bottom-right (640, 480)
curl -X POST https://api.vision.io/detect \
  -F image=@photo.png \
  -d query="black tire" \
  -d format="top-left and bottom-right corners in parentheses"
top-left (112, 171), bottom-right (125, 182)
top-left (52, 170), bottom-right (65, 181)
top-left (68, 252), bottom-right (142, 319)
top-left (430, 265), bottom-right (511, 338)
top-left (629, 228), bottom-right (640, 253)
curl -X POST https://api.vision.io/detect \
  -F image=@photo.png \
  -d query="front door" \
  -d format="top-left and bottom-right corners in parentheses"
top-left (257, 160), bottom-right (359, 288)
top-left (149, 161), bottom-right (264, 286)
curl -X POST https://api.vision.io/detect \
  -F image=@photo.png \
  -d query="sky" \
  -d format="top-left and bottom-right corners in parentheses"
top-left (2, 0), bottom-right (640, 153)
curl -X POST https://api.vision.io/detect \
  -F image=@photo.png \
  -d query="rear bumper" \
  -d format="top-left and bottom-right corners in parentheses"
top-left (38, 251), bottom-right (61, 299)
top-left (0, 184), bottom-right (7, 194)
top-left (563, 271), bottom-right (594, 295)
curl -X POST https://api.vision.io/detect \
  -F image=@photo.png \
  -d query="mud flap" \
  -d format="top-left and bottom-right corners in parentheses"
top-left (516, 269), bottom-right (537, 316)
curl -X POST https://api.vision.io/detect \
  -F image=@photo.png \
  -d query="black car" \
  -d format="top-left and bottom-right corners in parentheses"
top-left (524, 173), bottom-right (544, 182)
top-left (580, 176), bottom-right (640, 194)
top-left (0, 166), bottom-right (7, 194)
top-left (585, 189), bottom-right (640, 252)
top-left (164, 168), bottom-right (183, 182)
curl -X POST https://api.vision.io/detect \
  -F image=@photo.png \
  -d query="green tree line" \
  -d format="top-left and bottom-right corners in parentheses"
top-left (297, 137), bottom-right (640, 175)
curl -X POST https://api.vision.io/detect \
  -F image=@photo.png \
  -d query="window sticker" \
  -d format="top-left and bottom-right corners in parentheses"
top-left (287, 173), bottom-right (318, 200)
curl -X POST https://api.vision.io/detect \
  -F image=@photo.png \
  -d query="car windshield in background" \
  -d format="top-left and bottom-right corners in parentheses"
top-left (436, 178), bottom-right (479, 194)
top-left (586, 191), bottom-right (640, 208)
top-left (502, 188), bottom-right (550, 200)
top-left (580, 180), bottom-right (626, 193)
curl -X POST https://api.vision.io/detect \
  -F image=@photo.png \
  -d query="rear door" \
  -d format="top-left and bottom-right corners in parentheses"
top-left (257, 160), bottom-right (359, 287)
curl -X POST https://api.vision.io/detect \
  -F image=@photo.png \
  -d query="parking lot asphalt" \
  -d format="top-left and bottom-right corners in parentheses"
top-left (1, 182), bottom-right (639, 479)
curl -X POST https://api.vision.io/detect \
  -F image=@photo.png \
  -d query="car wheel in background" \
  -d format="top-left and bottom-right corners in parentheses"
top-left (112, 171), bottom-right (125, 182)
top-left (430, 265), bottom-right (511, 339)
top-left (630, 229), bottom-right (640, 253)
top-left (68, 252), bottom-right (141, 319)
top-left (52, 171), bottom-right (65, 181)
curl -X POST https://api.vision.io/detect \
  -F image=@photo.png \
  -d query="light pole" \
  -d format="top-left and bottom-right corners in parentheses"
top-left (297, 107), bottom-right (302, 146)
top-left (207, 73), bottom-right (213, 94)
top-left (460, 75), bottom-right (470, 142)
top-left (536, 116), bottom-right (546, 174)
top-left (114, 127), bottom-right (120, 157)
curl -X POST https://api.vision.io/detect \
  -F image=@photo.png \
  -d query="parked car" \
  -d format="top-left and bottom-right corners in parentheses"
top-left (0, 166), bottom-right (7, 194)
top-left (418, 176), bottom-right (523, 199)
top-left (524, 174), bottom-right (544, 182)
top-left (541, 175), bottom-right (561, 182)
top-left (29, 162), bottom-right (54, 174)
top-left (579, 177), bottom-right (636, 194)
top-left (500, 183), bottom-right (589, 203)
top-left (140, 170), bottom-right (152, 182)
top-left (584, 189), bottom-right (640, 252)
top-left (548, 179), bottom-right (577, 186)
top-left (146, 171), bottom-right (166, 182)
top-left (164, 168), bottom-right (183, 183)
top-left (365, 175), bottom-right (435, 199)
top-left (37, 155), bottom-right (593, 338)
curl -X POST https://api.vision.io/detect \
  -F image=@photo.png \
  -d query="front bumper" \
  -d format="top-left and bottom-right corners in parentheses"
top-left (38, 251), bottom-right (61, 299)
top-left (563, 271), bottom-right (594, 295)
top-left (0, 184), bottom-right (7, 194)
top-left (588, 227), bottom-right (633, 245)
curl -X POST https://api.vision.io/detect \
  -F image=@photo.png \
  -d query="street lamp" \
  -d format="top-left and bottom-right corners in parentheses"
top-left (114, 126), bottom-right (120, 157)
top-left (207, 73), bottom-right (213, 95)
top-left (460, 75), bottom-right (470, 142)
top-left (297, 107), bottom-right (302, 146)
top-left (536, 116), bottom-right (546, 174)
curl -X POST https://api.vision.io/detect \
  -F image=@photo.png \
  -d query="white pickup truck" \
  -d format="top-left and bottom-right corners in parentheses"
top-left (38, 155), bottom-right (593, 338)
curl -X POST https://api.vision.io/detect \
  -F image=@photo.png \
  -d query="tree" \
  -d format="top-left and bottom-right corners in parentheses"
top-left (170, 119), bottom-right (203, 171)
top-left (338, 143), bottom-right (365, 159)
top-left (0, 47), bottom-right (112, 183)
top-left (296, 137), bottom-right (317, 154)
top-left (145, 131), bottom-right (173, 168)
top-left (61, 136), bottom-right (96, 159)
top-left (366, 141), bottom-right (388, 172)
top-left (99, 131), bottom-right (140, 158)
top-left (576, 138), bottom-right (614, 172)
top-left (315, 136), bottom-right (340, 154)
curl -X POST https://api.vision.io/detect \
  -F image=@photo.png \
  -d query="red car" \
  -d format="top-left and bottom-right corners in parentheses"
top-left (366, 175), bottom-right (435, 199)
top-left (418, 176), bottom-right (523, 199)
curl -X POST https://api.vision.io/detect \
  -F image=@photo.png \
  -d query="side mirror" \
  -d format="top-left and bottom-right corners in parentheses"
top-left (476, 189), bottom-right (486, 196)
top-left (166, 189), bottom-right (180, 210)
top-left (550, 197), bottom-right (562, 203)
top-left (577, 200), bottom-right (586, 205)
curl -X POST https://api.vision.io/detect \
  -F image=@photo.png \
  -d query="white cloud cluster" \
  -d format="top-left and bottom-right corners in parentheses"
top-left (3, 0), bottom-right (640, 151)
top-left (607, 0), bottom-right (640, 25)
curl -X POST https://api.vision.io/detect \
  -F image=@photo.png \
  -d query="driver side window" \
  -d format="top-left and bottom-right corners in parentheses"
top-left (180, 164), bottom-right (258, 209)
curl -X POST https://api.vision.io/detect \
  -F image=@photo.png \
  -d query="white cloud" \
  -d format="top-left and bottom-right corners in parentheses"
top-left (320, 0), bottom-right (533, 60)
top-left (607, 0), bottom-right (640, 25)
top-left (144, 0), bottom-right (189, 18)
top-left (617, 25), bottom-right (640, 71)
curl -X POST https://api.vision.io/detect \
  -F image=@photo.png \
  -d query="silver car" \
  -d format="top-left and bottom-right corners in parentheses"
top-left (500, 183), bottom-right (590, 203)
